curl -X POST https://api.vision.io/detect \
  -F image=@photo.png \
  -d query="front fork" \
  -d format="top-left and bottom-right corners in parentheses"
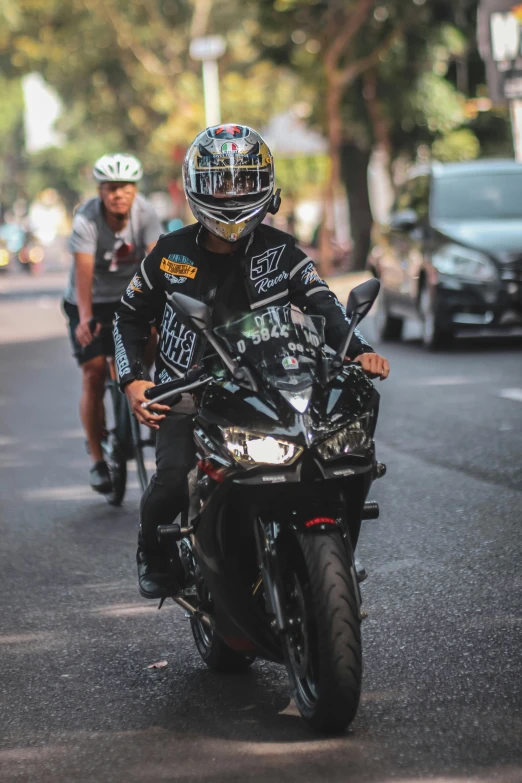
top-left (254, 518), bottom-right (289, 635)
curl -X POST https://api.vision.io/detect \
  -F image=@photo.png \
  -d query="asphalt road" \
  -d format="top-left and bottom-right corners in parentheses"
top-left (1, 291), bottom-right (521, 783)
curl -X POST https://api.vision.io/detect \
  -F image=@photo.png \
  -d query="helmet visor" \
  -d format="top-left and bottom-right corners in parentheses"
top-left (191, 168), bottom-right (271, 199)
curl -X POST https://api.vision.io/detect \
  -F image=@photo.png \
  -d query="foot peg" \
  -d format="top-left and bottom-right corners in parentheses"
top-left (157, 523), bottom-right (194, 543)
top-left (362, 501), bottom-right (379, 520)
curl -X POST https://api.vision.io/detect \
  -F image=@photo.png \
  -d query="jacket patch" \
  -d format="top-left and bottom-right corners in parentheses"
top-left (160, 302), bottom-right (196, 371)
top-left (160, 256), bottom-right (197, 279)
top-left (125, 273), bottom-right (143, 299)
top-left (301, 261), bottom-right (324, 287)
top-left (250, 244), bottom-right (288, 294)
top-left (164, 273), bottom-right (188, 285)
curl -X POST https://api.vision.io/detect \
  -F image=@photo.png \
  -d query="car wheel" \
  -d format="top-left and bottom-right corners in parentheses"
top-left (419, 286), bottom-right (453, 351)
top-left (374, 292), bottom-right (404, 342)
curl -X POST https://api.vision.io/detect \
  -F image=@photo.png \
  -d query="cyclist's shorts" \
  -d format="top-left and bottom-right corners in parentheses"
top-left (63, 300), bottom-right (120, 366)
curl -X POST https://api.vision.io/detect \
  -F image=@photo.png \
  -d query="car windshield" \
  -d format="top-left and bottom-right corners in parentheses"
top-left (214, 305), bottom-right (325, 392)
top-left (432, 172), bottom-right (522, 220)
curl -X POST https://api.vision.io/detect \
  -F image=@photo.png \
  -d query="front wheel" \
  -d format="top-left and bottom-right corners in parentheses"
top-left (283, 531), bottom-right (362, 733)
top-left (102, 379), bottom-right (128, 506)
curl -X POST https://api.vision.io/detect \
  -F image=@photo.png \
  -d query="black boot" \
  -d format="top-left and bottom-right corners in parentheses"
top-left (137, 545), bottom-right (184, 599)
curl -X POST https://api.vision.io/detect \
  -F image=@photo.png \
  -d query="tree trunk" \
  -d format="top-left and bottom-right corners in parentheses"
top-left (318, 75), bottom-right (345, 277)
top-left (340, 142), bottom-right (373, 272)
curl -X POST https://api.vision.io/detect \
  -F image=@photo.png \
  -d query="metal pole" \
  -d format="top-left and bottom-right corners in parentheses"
top-left (202, 59), bottom-right (221, 126)
top-left (510, 99), bottom-right (522, 161)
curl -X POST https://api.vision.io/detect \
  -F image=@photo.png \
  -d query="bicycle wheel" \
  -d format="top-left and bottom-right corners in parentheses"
top-left (102, 379), bottom-right (128, 506)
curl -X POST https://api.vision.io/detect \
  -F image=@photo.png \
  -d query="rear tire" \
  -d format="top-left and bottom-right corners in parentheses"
top-left (283, 531), bottom-right (362, 733)
top-left (375, 292), bottom-right (403, 342)
top-left (191, 617), bottom-right (255, 673)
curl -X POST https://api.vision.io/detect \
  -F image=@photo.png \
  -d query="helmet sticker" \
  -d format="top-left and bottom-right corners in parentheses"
top-left (210, 124), bottom-right (245, 138)
top-left (221, 142), bottom-right (239, 153)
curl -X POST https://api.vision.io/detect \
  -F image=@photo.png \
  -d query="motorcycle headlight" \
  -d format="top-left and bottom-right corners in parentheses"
top-left (432, 244), bottom-right (497, 283)
top-left (222, 428), bottom-right (303, 466)
top-left (316, 413), bottom-right (372, 461)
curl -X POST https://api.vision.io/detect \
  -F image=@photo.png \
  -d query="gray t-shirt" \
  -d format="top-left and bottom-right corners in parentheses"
top-left (64, 194), bottom-right (162, 305)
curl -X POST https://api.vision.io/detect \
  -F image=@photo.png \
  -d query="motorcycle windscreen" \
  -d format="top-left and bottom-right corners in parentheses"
top-left (215, 305), bottom-right (325, 392)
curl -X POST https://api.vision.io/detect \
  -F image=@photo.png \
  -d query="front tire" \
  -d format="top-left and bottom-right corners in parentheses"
top-left (283, 531), bottom-right (362, 733)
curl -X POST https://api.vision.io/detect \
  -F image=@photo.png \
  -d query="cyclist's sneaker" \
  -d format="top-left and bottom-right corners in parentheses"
top-left (137, 546), bottom-right (183, 599)
top-left (90, 461), bottom-right (112, 494)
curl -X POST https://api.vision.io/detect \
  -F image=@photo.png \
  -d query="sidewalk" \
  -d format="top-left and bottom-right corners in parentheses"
top-left (0, 270), bottom-right (68, 299)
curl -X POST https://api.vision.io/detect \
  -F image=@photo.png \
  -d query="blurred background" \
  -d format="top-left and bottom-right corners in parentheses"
top-left (1, 4), bottom-right (522, 781)
top-left (0, 0), bottom-right (514, 277)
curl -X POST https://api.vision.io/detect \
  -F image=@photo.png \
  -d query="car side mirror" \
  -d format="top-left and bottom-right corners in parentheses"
top-left (390, 208), bottom-right (418, 232)
top-left (167, 291), bottom-right (211, 332)
top-left (346, 278), bottom-right (381, 321)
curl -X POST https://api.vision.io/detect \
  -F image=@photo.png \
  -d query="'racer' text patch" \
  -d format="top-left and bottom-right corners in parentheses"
top-left (160, 257), bottom-right (197, 279)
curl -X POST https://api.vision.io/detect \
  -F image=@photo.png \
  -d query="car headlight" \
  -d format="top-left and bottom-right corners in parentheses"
top-left (222, 428), bottom-right (303, 466)
top-left (316, 413), bottom-right (373, 461)
top-left (432, 244), bottom-right (497, 283)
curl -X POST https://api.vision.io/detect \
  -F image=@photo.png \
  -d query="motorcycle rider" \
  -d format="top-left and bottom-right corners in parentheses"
top-left (63, 153), bottom-right (162, 493)
top-left (114, 124), bottom-right (390, 599)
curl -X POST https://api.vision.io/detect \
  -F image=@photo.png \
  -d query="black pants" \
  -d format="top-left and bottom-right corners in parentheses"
top-left (139, 411), bottom-right (196, 552)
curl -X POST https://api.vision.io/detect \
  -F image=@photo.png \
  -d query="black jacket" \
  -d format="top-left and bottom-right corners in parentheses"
top-left (114, 223), bottom-right (374, 387)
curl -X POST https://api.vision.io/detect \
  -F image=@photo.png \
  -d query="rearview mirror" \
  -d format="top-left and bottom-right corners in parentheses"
top-left (390, 208), bottom-right (418, 232)
top-left (346, 278), bottom-right (381, 321)
top-left (167, 291), bottom-right (211, 331)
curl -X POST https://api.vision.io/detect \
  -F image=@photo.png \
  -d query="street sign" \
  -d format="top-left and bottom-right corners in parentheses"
top-left (478, 1), bottom-right (522, 102)
top-left (189, 35), bottom-right (226, 62)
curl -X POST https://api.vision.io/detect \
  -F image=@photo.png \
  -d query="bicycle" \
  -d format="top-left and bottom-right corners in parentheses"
top-left (89, 319), bottom-right (154, 505)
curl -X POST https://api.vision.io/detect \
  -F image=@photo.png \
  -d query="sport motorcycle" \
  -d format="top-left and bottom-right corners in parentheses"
top-left (143, 278), bottom-right (386, 733)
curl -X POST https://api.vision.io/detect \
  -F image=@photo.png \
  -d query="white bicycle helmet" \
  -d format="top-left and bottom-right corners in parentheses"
top-left (183, 124), bottom-right (278, 243)
top-left (93, 153), bottom-right (143, 183)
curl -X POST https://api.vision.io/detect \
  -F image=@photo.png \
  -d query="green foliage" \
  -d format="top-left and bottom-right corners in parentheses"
top-left (432, 129), bottom-right (480, 162)
top-left (412, 73), bottom-right (465, 135)
top-left (275, 154), bottom-right (329, 197)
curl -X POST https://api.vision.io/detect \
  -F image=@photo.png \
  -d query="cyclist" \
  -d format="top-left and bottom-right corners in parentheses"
top-left (63, 153), bottom-right (162, 493)
top-left (114, 125), bottom-right (390, 599)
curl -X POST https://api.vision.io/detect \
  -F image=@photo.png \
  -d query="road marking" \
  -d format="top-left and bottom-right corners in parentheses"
top-left (413, 376), bottom-right (472, 386)
top-left (499, 388), bottom-right (522, 402)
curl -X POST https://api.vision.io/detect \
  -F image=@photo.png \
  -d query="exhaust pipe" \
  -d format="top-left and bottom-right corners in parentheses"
top-left (173, 595), bottom-right (213, 628)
